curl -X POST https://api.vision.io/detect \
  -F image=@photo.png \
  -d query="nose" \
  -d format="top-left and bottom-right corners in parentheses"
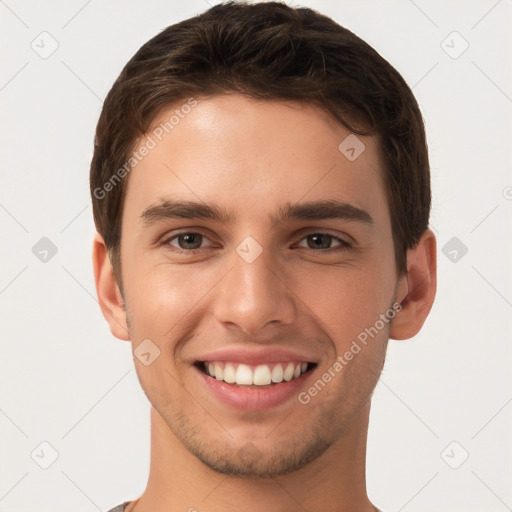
top-left (213, 247), bottom-right (296, 336)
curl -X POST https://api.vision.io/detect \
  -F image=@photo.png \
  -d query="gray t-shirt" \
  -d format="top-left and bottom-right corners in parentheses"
top-left (106, 502), bottom-right (385, 511)
top-left (106, 502), bottom-right (131, 512)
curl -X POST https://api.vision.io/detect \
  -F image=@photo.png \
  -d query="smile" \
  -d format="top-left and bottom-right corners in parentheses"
top-left (200, 361), bottom-right (314, 387)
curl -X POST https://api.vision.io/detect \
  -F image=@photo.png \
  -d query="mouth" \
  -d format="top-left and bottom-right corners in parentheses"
top-left (195, 361), bottom-right (316, 387)
top-left (193, 359), bottom-right (317, 410)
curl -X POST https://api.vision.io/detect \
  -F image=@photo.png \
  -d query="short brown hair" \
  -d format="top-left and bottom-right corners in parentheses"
top-left (90, 0), bottom-right (430, 284)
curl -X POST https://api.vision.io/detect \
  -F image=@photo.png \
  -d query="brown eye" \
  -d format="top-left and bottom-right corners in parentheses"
top-left (297, 233), bottom-right (350, 251)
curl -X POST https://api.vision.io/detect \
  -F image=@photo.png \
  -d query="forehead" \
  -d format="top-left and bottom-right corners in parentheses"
top-left (123, 94), bottom-right (388, 227)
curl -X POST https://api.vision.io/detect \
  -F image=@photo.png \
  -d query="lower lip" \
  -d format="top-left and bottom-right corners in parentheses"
top-left (196, 366), bottom-right (314, 411)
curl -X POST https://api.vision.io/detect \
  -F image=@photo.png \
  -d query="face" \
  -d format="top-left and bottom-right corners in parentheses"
top-left (118, 94), bottom-right (402, 477)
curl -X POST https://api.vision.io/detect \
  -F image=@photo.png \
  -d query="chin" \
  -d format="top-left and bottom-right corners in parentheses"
top-left (174, 417), bottom-right (336, 479)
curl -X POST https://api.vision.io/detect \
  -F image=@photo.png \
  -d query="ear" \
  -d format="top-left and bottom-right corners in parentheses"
top-left (92, 232), bottom-right (130, 341)
top-left (390, 228), bottom-right (437, 340)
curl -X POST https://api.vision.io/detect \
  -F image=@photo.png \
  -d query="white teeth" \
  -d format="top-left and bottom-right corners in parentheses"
top-left (271, 364), bottom-right (284, 383)
top-left (283, 363), bottom-right (295, 381)
top-left (223, 363), bottom-right (236, 384)
top-left (235, 364), bottom-right (253, 385)
top-left (253, 365), bottom-right (272, 386)
top-left (214, 363), bottom-right (224, 380)
top-left (203, 361), bottom-right (311, 385)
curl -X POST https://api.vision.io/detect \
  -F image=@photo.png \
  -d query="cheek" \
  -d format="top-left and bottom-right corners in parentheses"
top-left (123, 259), bottom-right (217, 336)
top-left (295, 263), bottom-right (393, 340)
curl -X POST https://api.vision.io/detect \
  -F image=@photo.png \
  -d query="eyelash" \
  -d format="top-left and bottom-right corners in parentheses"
top-left (160, 230), bottom-right (353, 254)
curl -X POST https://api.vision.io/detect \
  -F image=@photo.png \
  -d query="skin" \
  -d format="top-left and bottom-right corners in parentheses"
top-left (93, 94), bottom-right (436, 512)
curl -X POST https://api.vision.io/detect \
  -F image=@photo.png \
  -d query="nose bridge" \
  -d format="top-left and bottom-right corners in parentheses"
top-left (214, 242), bottom-right (295, 333)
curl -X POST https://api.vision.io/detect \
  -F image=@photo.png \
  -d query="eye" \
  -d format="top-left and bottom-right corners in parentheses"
top-left (163, 232), bottom-right (213, 252)
top-left (160, 231), bottom-right (352, 254)
top-left (296, 233), bottom-right (351, 251)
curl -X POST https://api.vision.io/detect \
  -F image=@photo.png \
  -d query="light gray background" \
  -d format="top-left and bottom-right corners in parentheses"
top-left (1, 1), bottom-right (511, 511)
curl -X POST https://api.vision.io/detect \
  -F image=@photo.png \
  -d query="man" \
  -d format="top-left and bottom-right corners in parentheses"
top-left (90, 2), bottom-right (436, 511)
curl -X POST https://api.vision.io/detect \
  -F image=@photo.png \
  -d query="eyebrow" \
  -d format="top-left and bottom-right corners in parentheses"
top-left (140, 198), bottom-right (374, 228)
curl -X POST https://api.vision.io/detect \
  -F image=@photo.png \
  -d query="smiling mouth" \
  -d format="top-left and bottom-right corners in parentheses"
top-left (195, 361), bottom-right (317, 388)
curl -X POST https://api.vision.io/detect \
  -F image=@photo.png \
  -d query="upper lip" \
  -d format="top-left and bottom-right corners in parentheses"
top-left (194, 347), bottom-right (317, 365)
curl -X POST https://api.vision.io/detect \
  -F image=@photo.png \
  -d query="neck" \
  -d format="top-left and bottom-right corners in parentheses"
top-left (131, 402), bottom-right (376, 512)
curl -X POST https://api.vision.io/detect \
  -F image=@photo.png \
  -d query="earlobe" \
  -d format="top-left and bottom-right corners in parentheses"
top-left (92, 233), bottom-right (130, 341)
top-left (389, 229), bottom-right (437, 340)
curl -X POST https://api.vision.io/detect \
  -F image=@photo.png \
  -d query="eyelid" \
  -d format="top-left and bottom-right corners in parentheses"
top-left (293, 227), bottom-right (354, 245)
top-left (294, 231), bottom-right (353, 250)
top-left (160, 228), bottom-right (354, 253)
top-left (160, 229), bottom-right (217, 251)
